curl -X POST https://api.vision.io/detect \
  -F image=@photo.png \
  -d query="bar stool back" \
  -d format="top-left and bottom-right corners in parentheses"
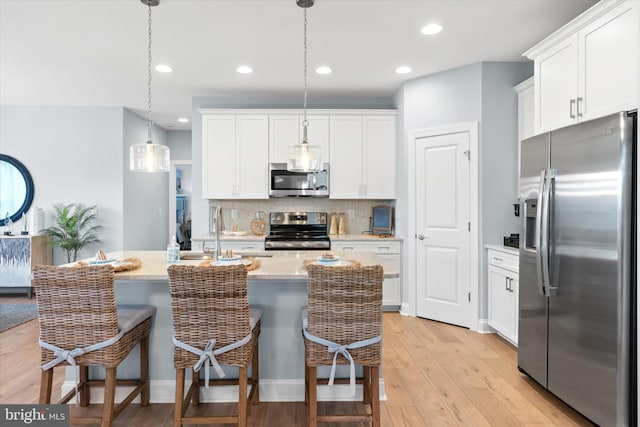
top-left (302, 264), bottom-right (384, 426)
top-left (34, 265), bottom-right (155, 427)
top-left (168, 264), bottom-right (260, 427)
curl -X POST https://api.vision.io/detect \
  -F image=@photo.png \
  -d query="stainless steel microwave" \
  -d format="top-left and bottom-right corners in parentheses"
top-left (269, 163), bottom-right (329, 197)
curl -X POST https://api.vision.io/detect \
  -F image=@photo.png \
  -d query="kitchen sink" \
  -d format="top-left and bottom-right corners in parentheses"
top-left (179, 252), bottom-right (213, 260)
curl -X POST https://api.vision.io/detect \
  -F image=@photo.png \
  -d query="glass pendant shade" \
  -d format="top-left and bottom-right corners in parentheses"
top-left (287, 140), bottom-right (322, 172)
top-left (130, 140), bottom-right (170, 173)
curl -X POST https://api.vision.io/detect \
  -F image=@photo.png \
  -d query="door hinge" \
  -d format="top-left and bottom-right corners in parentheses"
top-left (468, 292), bottom-right (471, 302)
top-left (468, 222), bottom-right (471, 231)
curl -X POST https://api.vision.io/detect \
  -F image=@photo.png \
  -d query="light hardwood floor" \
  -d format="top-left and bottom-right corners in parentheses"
top-left (0, 296), bottom-right (592, 426)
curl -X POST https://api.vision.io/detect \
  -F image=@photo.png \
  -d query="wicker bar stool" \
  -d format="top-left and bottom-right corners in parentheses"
top-left (168, 264), bottom-right (261, 427)
top-left (33, 264), bottom-right (155, 427)
top-left (302, 264), bottom-right (384, 426)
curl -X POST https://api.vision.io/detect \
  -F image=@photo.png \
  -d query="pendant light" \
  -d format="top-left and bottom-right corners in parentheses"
top-left (287, 0), bottom-right (322, 172)
top-left (130, 0), bottom-right (170, 173)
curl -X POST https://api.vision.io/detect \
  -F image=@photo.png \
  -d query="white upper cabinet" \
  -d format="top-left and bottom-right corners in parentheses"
top-left (330, 114), bottom-right (397, 199)
top-left (202, 114), bottom-right (269, 199)
top-left (526, 0), bottom-right (638, 133)
top-left (269, 115), bottom-right (329, 164)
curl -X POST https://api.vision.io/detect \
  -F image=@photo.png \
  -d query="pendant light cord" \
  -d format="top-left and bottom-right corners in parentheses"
top-left (302, 6), bottom-right (309, 141)
top-left (146, 2), bottom-right (153, 142)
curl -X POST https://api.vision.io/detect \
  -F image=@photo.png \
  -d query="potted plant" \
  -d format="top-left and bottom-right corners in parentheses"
top-left (42, 203), bottom-right (103, 263)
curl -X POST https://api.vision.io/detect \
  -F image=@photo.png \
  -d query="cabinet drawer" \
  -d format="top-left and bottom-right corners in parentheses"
top-left (487, 249), bottom-right (518, 272)
top-left (332, 241), bottom-right (400, 253)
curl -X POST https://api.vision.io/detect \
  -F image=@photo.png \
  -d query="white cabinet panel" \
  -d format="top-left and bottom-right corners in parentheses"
top-left (363, 116), bottom-right (396, 199)
top-left (580, 1), bottom-right (639, 121)
top-left (330, 115), bottom-right (397, 199)
top-left (269, 115), bottom-right (329, 164)
top-left (330, 116), bottom-right (363, 198)
top-left (202, 114), bottom-right (268, 199)
top-left (529, 0), bottom-right (638, 134)
top-left (487, 248), bottom-right (519, 345)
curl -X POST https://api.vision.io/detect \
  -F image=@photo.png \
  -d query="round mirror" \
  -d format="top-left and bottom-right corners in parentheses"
top-left (0, 154), bottom-right (35, 227)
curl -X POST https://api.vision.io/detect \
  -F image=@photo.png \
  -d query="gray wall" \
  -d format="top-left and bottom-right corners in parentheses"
top-left (167, 130), bottom-right (192, 161)
top-left (393, 61), bottom-right (532, 320)
top-left (0, 105), bottom-right (170, 263)
top-left (0, 106), bottom-right (125, 264)
top-left (122, 109), bottom-right (170, 251)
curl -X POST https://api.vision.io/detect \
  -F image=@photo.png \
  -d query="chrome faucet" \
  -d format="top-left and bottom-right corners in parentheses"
top-left (206, 206), bottom-right (222, 261)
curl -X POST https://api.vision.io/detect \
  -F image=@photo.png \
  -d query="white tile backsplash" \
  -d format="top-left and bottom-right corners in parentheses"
top-left (208, 199), bottom-right (395, 236)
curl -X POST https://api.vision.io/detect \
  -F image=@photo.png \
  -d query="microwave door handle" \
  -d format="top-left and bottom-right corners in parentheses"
top-left (535, 169), bottom-right (548, 296)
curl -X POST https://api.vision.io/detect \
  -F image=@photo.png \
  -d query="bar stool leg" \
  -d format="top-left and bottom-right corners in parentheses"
top-left (79, 365), bottom-right (90, 406)
top-left (101, 367), bottom-right (117, 427)
top-left (174, 368), bottom-right (185, 427)
top-left (304, 363), bottom-right (309, 405)
top-left (371, 365), bottom-right (380, 427)
top-left (363, 365), bottom-right (371, 405)
top-left (140, 335), bottom-right (150, 406)
top-left (238, 366), bottom-right (248, 427)
top-left (39, 369), bottom-right (53, 404)
top-left (191, 369), bottom-right (200, 406)
top-left (308, 365), bottom-right (318, 427)
top-left (251, 340), bottom-right (259, 404)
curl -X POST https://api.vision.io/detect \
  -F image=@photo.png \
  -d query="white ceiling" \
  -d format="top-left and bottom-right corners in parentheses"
top-left (0, 0), bottom-right (598, 131)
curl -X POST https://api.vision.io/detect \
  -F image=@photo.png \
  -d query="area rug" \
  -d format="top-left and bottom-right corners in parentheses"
top-left (0, 304), bottom-right (38, 332)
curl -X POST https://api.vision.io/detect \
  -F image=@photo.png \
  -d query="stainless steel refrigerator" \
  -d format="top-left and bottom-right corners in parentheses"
top-left (519, 110), bottom-right (636, 426)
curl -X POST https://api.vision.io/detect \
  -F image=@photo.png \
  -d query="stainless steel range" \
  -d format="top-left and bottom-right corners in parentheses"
top-left (264, 212), bottom-right (331, 250)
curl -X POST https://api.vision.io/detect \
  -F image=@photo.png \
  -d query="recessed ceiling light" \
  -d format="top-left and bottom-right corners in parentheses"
top-left (177, 118), bottom-right (189, 123)
top-left (421, 23), bottom-right (443, 35)
top-left (316, 66), bottom-right (332, 75)
top-left (155, 64), bottom-right (173, 73)
top-left (236, 65), bottom-right (253, 74)
top-left (395, 66), bottom-right (412, 74)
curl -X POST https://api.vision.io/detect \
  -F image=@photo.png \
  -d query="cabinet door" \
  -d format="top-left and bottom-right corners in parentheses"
top-left (487, 265), bottom-right (517, 341)
top-left (236, 115), bottom-right (269, 199)
top-left (269, 115), bottom-right (299, 163)
top-left (330, 116), bottom-right (363, 199)
top-left (363, 116), bottom-right (396, 199)
top-left (510, 274), bottom-right (519, 345)
top-left (202, 115), bottom-right (236, 198)
top-left (579, 1), bottom-right (639, 121)
top-left (534, 34), bottom-right (579, 133)
top-left (378, 253), bottom-right (402, 308)
top-left (301, 115), bottom-right (330, 166)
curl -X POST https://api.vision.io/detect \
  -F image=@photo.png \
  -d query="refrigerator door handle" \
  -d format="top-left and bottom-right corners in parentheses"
top-left (535, 169), bottom-right (548, 296)
top-left (545, 169), bottom-right (558, 296)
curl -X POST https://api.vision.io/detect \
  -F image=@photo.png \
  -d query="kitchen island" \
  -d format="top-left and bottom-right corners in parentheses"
top-left (65, 250), bottom-right (399, 403)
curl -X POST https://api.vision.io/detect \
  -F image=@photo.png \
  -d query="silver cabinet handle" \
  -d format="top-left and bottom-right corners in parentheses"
top-left (505, 277), bottom-right (509, 291)
top-left (576, 97), bottom-right (583, 117)
top-left (569, 99), bottom-right (576, 119)
top-left (417, 234), bottom-right (425, 240)
top-left (493, 257), bottom-right (503, 262)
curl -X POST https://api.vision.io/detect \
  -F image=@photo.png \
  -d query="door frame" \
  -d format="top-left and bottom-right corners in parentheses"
top-left (169, 160), bottom-right (193, 242)
top-left (406, 122), bottom-right (480, 331)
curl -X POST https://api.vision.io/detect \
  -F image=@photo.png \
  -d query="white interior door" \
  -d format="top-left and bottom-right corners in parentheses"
top-left (415, 130), bottom-right (470, 327)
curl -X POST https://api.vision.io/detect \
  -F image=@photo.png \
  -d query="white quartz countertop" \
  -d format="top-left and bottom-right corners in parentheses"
top-left (95, 250), bottom-right (400, 281)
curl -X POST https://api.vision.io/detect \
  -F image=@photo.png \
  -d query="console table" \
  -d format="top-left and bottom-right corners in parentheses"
top-left (0, 235), bottom-right (52, 297)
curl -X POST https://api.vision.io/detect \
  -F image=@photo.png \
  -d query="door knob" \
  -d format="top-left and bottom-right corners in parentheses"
top-left (417, 234), bottom-right (425, 240)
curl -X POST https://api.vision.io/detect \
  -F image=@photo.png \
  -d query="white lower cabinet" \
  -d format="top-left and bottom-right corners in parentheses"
top-left (487, 248), bottom-right (519, 346)
top-left (332, 240), bottom-right (402, 310)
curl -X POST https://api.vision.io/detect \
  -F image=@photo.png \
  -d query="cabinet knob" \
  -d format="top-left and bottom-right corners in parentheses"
top-left (417, 234), bottom-right (425, 240)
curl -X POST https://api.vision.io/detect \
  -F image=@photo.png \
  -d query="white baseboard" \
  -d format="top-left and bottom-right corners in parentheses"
top-left (474, 318), bottom-right (493, 334)
top-left (399, 302), bottom-right (411, 316)
top-left (61, 378), bottom-right (386, 404)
